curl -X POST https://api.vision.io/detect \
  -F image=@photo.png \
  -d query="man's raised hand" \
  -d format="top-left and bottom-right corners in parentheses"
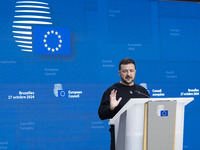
top-left (110, 89), bottom-right (122, 110)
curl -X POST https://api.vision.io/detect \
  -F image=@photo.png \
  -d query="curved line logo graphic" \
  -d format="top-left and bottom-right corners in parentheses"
top-left (12, 1), bottom-right (71, 55)
top-left (13, 1), bottom-right (52, 52)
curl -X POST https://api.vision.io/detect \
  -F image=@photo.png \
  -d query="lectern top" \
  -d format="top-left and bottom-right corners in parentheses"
top-left (109, 97), bottom-right (194, 125)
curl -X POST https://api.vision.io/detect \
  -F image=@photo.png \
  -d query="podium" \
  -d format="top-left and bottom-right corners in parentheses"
top-left (109, 97), bottom-right (194, 150)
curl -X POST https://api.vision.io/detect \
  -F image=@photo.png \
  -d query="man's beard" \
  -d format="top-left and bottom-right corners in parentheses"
top-left (121, 76), bottom-right (134, 85)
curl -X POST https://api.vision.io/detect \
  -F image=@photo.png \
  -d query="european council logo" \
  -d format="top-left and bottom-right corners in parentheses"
top-left (12, 1), bottom-right (71, 55)
top-left (160, 110), bottom-right (168, 117)
top-left (33, 27), bottom-right (71, 55)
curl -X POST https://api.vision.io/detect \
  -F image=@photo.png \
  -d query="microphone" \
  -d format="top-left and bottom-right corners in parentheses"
top-left (135, 90), bottom-right (150, 98)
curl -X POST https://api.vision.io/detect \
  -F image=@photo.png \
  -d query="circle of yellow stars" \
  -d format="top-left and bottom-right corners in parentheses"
top-left (43, 30), bottom-right (62, 52)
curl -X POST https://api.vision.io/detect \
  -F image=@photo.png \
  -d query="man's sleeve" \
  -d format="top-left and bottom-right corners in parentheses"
top-left (98, 90), bottom-right (115, 120)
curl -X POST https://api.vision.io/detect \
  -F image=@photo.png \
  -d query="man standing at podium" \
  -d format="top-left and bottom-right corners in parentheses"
top-left (98, 58), bottom-right (150, 150)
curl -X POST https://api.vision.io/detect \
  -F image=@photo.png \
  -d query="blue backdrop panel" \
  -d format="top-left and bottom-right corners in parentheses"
top-left (0, 0), bottom-right (199, 149)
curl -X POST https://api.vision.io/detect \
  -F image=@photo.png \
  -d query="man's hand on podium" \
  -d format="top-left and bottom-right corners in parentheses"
top-left (110, 89), bottom-right (122, 110)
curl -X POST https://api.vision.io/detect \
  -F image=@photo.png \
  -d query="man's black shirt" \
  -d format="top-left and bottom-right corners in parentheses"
top-left (98, 82), bottom-right (150, 120)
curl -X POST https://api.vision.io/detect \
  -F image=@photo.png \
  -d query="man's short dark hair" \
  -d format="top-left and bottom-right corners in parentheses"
top-left (119, 58), bottom-right (136, 70)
